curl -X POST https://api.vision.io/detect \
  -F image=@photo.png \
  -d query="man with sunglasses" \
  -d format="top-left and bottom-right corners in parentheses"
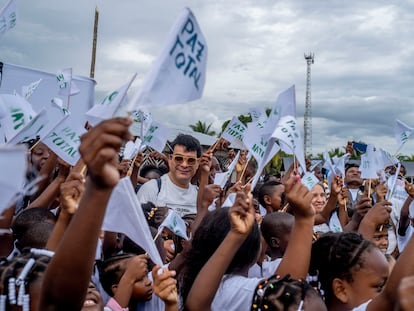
top-left (137, 134), bottom-right (202, 217)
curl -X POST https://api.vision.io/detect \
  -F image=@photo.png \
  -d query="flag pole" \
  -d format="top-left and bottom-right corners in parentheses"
top-left (90, 6), bottom-right (99, 79)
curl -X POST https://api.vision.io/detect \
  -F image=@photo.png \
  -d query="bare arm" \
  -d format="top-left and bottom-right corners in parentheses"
top-left (186, 190), bottom-right (255, 311)
top-left (39, 117), bottom-right (133, 311)
top-left (275, 173), bottom-right (315, 279)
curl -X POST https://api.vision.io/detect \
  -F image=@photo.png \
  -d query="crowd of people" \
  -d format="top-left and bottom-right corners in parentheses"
top-left (1, 116), bottom-right (414, 311)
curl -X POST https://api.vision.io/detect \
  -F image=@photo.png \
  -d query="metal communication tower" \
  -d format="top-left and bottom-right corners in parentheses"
top-left (304, 52), bottom-right (314, 157)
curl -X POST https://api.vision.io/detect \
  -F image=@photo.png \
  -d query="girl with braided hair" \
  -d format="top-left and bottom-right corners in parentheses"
top-left (309, 231), bottom-right (414, 310)
top-left (0, 249), bottom-right (54, 311)
top-left (183, 173), bottom-right (322, 311)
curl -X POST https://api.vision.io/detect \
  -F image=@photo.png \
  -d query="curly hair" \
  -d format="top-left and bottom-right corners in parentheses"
top-left (178, 207), bottom-right (261, 307)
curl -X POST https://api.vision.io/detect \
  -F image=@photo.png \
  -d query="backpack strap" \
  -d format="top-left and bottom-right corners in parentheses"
top-left (156, 177), bottom-right (162, 194)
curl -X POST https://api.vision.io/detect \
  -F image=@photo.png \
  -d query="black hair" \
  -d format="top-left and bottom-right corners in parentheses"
top-left (260, 212), bottom-right (294, 253)
top-left (12, 208), bottom-right (57, 250)
top-left (99, 253), bottom-right (135, 297)
top-left (345, 163), bottom-right (360, 174)
top-left (141, 203), bottom-right (168, 229)
top-left (309, 232), bottom-right (374, 303)
top-left (251, 275), bottom-right (321, 311)
top-left (139, 164), bottom-right (163, 179)
top-left (179, 207), bottom-right (260, 306)
top-left (258, 181), bottom-right (284, 209)
top-left (170, 134), bottom-right (202, 157)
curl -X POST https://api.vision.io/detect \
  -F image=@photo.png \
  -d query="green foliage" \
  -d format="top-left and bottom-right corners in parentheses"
top-left (189, 120), bottom-right (217, 136)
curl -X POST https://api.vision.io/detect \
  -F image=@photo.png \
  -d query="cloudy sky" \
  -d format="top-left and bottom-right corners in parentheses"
top-left (1, 0), bottom-right (414, 156)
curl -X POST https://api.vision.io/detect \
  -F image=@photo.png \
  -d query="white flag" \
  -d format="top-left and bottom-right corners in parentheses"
top-left (86, 74), bottom-right (136, 126)
top-left (0, 62), bottom-right (95, 130)
top-left (103, 177), bottom-right (163, 265)
top-left (21, 79), bottom-right (42, 100)
top-left (359, 145), bottom-right (381, 179)
top-left (301, 172), bottom-right (319, 191)
top-left (130, 109), bottom-right (153, 137)
top-left (0, 93), bottom-right (36, 141)
top-left (123, 137), bottom-right (142, 160)
top-left (142, 122), bottom-right (170, 154)
top-left (243, 123), bottom-right (280, 189)
top-left (0, 0), bottom-right (17, 36)
top-left (42, 114), bottom-right (85, 166)
top-left (128, 7), bottom-right (207, 112)
top-left (6, 108), bottom-right (48, 145)
top-left (262, 85), bottom-right (296, 139)
top-left (271, 116), bottom-right (306, 172)
top-left (221, 116), bottom-right (247, 150)
top-left (56, 68), bottom-right (80, 97)
top-left (214, 151), bottom-right (240, 189)
top-left (0, 145), bottom-right (27, 215)
top-left (249, 107), bottom-right (267, 130)
top-left (158, 209), bottom-right (189, 240)
top-left (394, 119), bottom-right (414, 151)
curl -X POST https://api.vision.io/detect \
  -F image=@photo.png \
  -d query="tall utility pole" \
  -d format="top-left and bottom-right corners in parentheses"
top-left (304, 52), bottom-right (314, 157)
top-left (90, 7), bottom-right (99, 79)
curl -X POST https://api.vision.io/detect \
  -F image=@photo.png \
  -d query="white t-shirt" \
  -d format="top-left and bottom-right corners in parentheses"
top-left (351, 300), bottom-right (370, 311)
top-left (248, 258), bottom-right (282, 279)
top-left (397, 223), bottom-right (414, 252)
top-left (137, 174), bottom-right (198, 217)
top-left (211, 275), bottom-right (262, 311)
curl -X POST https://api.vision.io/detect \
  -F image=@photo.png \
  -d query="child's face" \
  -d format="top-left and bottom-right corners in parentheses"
top-left (81, 282), bottom-right (104, 311)
top-left (132, 275), bottom-right (153, 301)
top-left (341, 247), bottom-right (389, 308)
top-left (267, 185), bottom-right (285, 211)
top-left (372, 230), bottom-right (389, 254)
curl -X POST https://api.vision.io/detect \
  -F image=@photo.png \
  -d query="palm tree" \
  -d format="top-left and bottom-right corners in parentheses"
top-left (189, 120), bottom-right (217, 136)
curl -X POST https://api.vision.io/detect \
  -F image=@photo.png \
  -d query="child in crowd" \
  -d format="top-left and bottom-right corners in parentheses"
top-left (100, 253), bottom-right (152, 310)
top-left (181, 173), bottom-right (317, 311)
top-left (309, 231), bottom-right (414, 310)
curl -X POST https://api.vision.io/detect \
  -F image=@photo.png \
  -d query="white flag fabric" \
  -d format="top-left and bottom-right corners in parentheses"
top-left (214, 151), bottom-right (240, 189)
top-left (0, 93), bottom-right (36, 141)
top-left (0, 146), bottom-right (26, 215)
top-left (42, 114), bottom-right (85, 166)
top-left (379, 148), bottom-right (399, 167)
top-left (359, 144), bottom-right (381, 179)
top-left (394, 119), bottom-right (414, 151)
top-left (332, 153), bottom-right (350, 179)
top-left (21, 79), bottom-right (42, 100)
top-left (0, 0), bottom-right (17, 36)
top-left (51, 97), bottom-right (70, 116)
top-left (130, 109), bottom-right (153, 137)
top-left (301, 172), bottom-right (319, 191)
top-left (221, 192), bottom-right (237, 208)
top-left (262, 85), bottom-right (296, 139)
top-left (103, 177), bottom-right (163, 265)
top-left (142, 122), bottom-right (170, 154)
top-left (0, 62), bottom-right (95, 124)
top-left (123, 138), bottom-right (142, 160)
top-left (271, 116), bottom-right (306, 172)
top-left (221, 116), bottom-right (247, 150)
top-left (243, 123), bottom-right (280, 189)
top-left (249, 107), bottom-right (267, 130)
top-left (56, 68), bottom-right (80, 97)
top-left (158, 209), bottom-right (189, 240)
top-left (6, 108), bottom-right (48, 145)
top-left (86, 74), bottom-right (136, 126)
top-left (128, 7), bottom-right (207, 112)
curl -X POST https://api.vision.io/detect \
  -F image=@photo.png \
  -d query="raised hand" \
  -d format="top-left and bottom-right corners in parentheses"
top-left (59, 171), bottom-right (85, 215)
top-left (228, 187), bottom-right (255, 236)
top-left (152, 265), bottom-right (178, 307)
top-left (79, 117), bottom-right (133, 189)
top-left (284, 173), bottom-right (314, 219)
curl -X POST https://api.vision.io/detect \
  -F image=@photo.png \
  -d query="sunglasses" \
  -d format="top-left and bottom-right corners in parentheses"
top-left (170, 154), bottom-right (199, 166)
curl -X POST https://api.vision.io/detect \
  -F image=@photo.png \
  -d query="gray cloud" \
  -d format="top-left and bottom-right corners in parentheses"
top-left (1, 0), bottom-right (414, 155)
